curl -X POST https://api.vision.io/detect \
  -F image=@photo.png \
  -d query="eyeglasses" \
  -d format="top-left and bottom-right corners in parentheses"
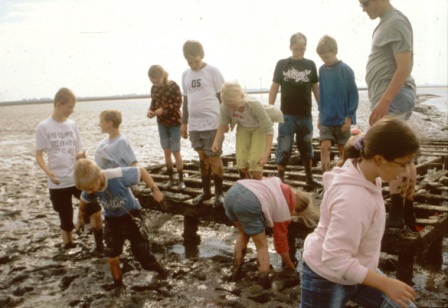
top-left (389, 160), bottom-right (412, 169)
top-left (359, 0), bottom-right (370, 8)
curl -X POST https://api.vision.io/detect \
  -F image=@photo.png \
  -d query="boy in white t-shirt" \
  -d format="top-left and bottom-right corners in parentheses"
top-left (35, 88), bottom-right (102, 251)
top-left (180, 40), bottom-right (226, 208)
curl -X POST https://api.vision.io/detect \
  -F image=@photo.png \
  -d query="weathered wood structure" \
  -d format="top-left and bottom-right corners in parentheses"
top-left (135, 139), bottom-right (448, 284)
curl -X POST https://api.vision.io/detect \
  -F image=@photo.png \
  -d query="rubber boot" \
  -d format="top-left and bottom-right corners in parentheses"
top-left (304, 160), bottom-right (322, 188)
top-left (192, 173), bottom-right (212, 206)
top-left (213, 175), bottom-right (224, 208)
top-left (404, 198), bottom-right (417, 231)
top-left (386, 194), bottom-right (405, 229)
top-left (178, 169), bottom-right (186, 191)
top-left (258, 272), bottom-right (271, 289)
top-left (93, 229), bottom-right (104, 256)
top-left (164, 168), bottom-right (175, 188)
top-left (278, 169), bottom-right (285, 182)
top-left (144, 255), bottom-right (168, 279)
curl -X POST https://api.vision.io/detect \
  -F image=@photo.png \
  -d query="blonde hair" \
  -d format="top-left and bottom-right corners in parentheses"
top-left (148, 65), bottom-right (170, 86)
top-left (290, 32), bottom-right (307, 46)
top-left (316, 35), bottom-right (338, 55)
top-left (54, 87), bottom-right (76, 106)
top-left (220, 81), bottom-right (246, 108)
top-left (294, 190), bottom-right (320, 228)
top-left (182, 40), bottom-right (205, 60)
top-left (100, 110), bottom-right (122, 128)
top-left (73, 159), bottom-right (102, 190)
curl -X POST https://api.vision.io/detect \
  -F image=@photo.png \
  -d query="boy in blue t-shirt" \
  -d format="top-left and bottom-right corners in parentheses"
top-left (74, 159), bottom-right (166, 289)
top-left (316, 35), bottom-right (359, 173)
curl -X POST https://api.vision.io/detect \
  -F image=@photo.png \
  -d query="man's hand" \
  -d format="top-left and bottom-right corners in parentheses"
top-left (369, 101), bottom-right (389, 125)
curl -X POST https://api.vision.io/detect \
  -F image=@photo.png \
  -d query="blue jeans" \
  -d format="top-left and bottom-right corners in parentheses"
top-left (300, 262), bottom-right (417, 308)
top-left (158, 124), bottom-right (181, 152)
top-left (275, 114), bottom-right (314, 165)
top-left (371, 86), bottom-right (416, 121)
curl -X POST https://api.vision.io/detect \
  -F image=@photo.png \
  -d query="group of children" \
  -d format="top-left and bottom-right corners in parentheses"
top-left (36, 0), bottom-right (419, 304)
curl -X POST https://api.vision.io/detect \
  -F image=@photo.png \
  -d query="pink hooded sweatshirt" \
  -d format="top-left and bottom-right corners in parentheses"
top-left (302, 159), bottom-right (385, 285)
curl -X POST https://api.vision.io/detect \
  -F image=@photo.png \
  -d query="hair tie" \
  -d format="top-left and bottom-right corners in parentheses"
top-left (354, 136), bottom-right (364, 151)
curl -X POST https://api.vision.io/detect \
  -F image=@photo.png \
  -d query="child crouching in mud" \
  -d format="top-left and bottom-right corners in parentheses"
top-left (224, 176), bottom-right (320, 289)
top-left (73, 158), bottom-right (167, 290)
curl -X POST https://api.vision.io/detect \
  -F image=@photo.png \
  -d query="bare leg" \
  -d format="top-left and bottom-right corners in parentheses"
top-left (61, 229), bottom-right (73, 246)
top-left (108, 256), bottom-right (123, 286)
top-left (232, 222), bottom-right (250, 280)
top-left (320, 140), bottom-right (332, 173)
top-left (238, 168), bottom-right (251, 179)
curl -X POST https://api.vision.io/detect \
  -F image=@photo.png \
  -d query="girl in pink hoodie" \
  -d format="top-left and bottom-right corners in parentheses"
top-left (301, 117), bottom-right (419, 308)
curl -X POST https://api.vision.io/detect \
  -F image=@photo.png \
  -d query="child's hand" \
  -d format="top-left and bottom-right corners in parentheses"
top-left (181, 124), bottom-right (188, 139)
top-left (341, 118), bottom-right (351, 133)
top-left (48, 172), bottom-right (60, 185)
top-left (153, 189), bottom-right (164, 203)
top-left (147, 110), bottom-right (155, 118)
top-left (211, 142), bottom-right (220, 152)
top-left (76, 220), bottom-right (85, 233)
top-left (76, 151), bottom-right (86, 159)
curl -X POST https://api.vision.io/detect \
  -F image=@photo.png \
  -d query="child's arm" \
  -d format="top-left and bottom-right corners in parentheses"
top-left (181, 95), bottom-right (189, 139)
top-left (269, 82), bottom-right (280, 105)
top-left (312, 82), bottom-right (319, 105)
top-left (139, 167), bottom-right (164, 202)
top-left (362, 269), bottom-right (415, 306)
top-left (212, 124), bottom-right (228, 152)
top-left (36, 150), bottom-right (60, 185)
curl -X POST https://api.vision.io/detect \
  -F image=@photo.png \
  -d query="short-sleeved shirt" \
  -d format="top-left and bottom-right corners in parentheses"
top-left (150, 81), bottom-right (182, 127)
top-left (366, 7), bottom-right (416, 105)
top-left (36, 117), bottom-right (83, 189)
top-left (272, 57), bottom-right (318, 117)
top-left (81, 167), bottom-right (141, 217)
top-left (95, 134), bottom-right (137, 169)
top-left (182, 64), bottom-right (225, 132)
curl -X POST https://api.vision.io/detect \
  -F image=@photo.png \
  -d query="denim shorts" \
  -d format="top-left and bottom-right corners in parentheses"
top-left (319, 125), bottom-right (351, 145)
top-left (275, 114), bottom-right (314, 165)
top-left (300, 261), bottom-right (417, 308)
top-left (224, 183), bottom-right (265, 235)
top-left (371, 86), bottom-right (416, 121)
top-left (49, 186), bottom-right (81, 232)
top-left (189, 129), bottom-right (222, 156)
top-left (158, 124), bottom-right (181, 152)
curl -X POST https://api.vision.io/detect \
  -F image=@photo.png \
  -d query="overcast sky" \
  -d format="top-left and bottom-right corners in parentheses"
top-left (0, 0), bottom-right (446, 102)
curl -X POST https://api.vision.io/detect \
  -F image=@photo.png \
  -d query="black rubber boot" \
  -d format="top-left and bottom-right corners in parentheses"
top-left (163, 168), bottom-right (175, 188)
top-left (178, 169), bottom-right (186, 191)
top-left (386, 194), bottom-right (405, 229)
top-left (404, 198), bottom-right (417, 231)
top-left (93, 229), bottom-right (104, 256)
top-left (213, 175), bottom-right (224, 208)
top-left (258, 272), bottom-right (271, 289)
top-left (144, 255), bottom-right (168, 279)
top-left (192, 173), bottom-right (212, 206)
top-left (304, 160), bottom-right (322, 188)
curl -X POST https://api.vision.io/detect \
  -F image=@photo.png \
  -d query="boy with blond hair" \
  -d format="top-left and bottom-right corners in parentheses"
top-left (180, 40), bottom-right (226, 207)
top-left (316, 35), bottom-right (359, 173)
top-left (269, 32), bottom-right (321, 187)
top-left (74, 158), bottom-right (166, 289)
top-left (76, 109), bottom-right (138, 254)
top-left (35, 88), bottom-right (103, 250)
